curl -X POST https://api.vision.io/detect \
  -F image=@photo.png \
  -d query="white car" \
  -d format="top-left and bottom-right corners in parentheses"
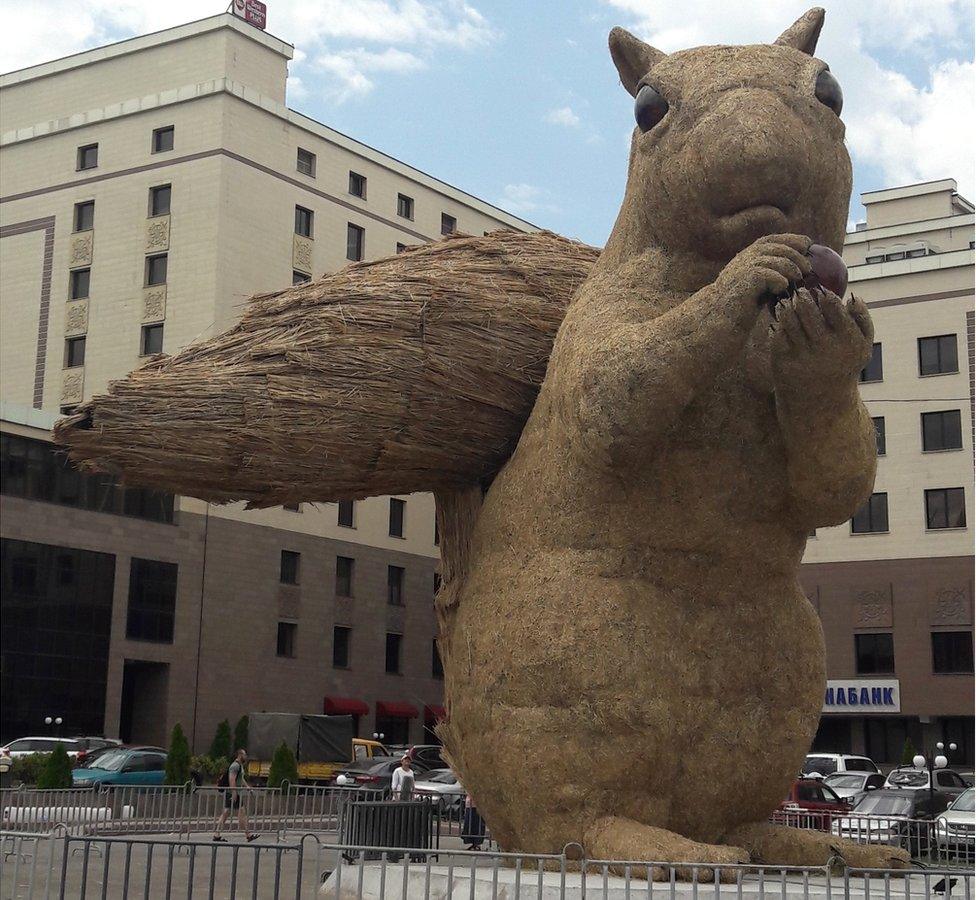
top-left (0, 737), bottom-right (84, 759)
top-left (935, 788), bottom-right (975, 862)
top-left (411, 769), bottom-right (466, 809)
top-left (884, 767), bottom-right (970, 800)
top-left (823, 771), bottom-right (887, 802)
top-left (803, 753), bottom-right (880, 778)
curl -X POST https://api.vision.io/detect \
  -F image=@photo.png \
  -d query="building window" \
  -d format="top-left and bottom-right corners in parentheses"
top-left (387, 565), bottom-right (405, 606)
top-left (151, 126), bottom-right (174, 153)
top-left (69, 268), bottom-right (91, 299)
top-left (918, 335), bottom-right (959, 376)
top-left (432, 640), bottom-right (444, 679)
top-left (149, 185), bottom-right (171, 217)
top-left (932, 632), bottom-right (974, 674)
top-left (441, 213), bottom-right (457, 235)
top-left (297, 148), bottom-right (316, 177)
top-left (872, 417), bottom-right (885, 456)
top-left (885, 251), bottom-right (906, 261)
top-left (855, 632), bottom-right (894, 674)
top-left (126, 557), bottom-right (178, 643)
top-left (292, 271), bottom-right (310, 285)
top-left (348, 171), bottom-right (366, 198)
top-left (140, 324), bottom-right (164, 356)
top-left (865, 253), bottom-right (884, 264)
top-left (397, 194), bottom-right (414, 219)
top-left (385, 632), bottom-right (402, 674)
top-left (859, 343), bottom-right (883, 383)
top-left (347, 223), bottom-right (364, 261)
top-left (336, 556), bottom-right (354, 597)
top-left (333, 626), bottom-right (350, 668)
top-left (851, 492), bottom-right (888, 534)
top-left (64, 337), bottom-right (86, 368)
top-left (925, 488), bottom-right (966, 529)
top-left (276, 622), bottom-right (297, 658)
top-left (283, 503), bottom-right (301, 512)
top-left (280, 549), bottom-right (300, 584)
top-left (922, 410), bottom-right (963, 451)
top-left (73, 201), bottom-right (95, 232)
top-left (76, 143), bottom-right (98, 170)
top-left (295, 206), bottom-right (313, 238)
top-left (396, 243), bottom-right (407, 254)
top-left (389, 497), bottom-right (405, 537)
top-left (434, 520), bottom-right (439, 546)
top-left (337, 499), bottom-right (355, 527)
top-left (145, 253), bottom-right (168, 286)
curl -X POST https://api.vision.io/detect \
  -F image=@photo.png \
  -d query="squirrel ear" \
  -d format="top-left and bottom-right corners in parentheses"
top-left (774, 8), bottom-right (825, 56)
top-left (609, 27), bottom-right (666, 97)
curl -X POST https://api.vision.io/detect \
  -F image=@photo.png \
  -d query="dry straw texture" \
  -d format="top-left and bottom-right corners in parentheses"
top-left (56, 230), bottom-right (598, 506)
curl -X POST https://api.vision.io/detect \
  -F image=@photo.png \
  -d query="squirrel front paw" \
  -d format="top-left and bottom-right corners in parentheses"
top-left (717, 233), bottom-right (812, 314)
top-left (769, 289), bottom-right (874, 386)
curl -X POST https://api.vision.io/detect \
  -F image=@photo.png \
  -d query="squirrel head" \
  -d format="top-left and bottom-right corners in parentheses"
top-left (607, 8), bottom-right (852, 267)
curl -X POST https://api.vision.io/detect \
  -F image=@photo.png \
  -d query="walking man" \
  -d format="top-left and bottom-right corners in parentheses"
top-left (390, 755), bottom-right (415, 800)
top-left (213, 749), bottom-right (257, 841)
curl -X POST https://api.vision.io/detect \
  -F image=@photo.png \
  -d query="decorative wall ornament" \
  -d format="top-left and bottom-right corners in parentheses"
top-left (293, 234), bottom-right (313, 274)
top-left (64, 299), bottom-right (89, 337)
top-left (61, 369), bottom-right (84, 404)
top-left (142, 287), bottom-right (167, 323)
top-left (69, 232), bottom-right (93, 267)
top-left (931, 587), bottom-right (972, 626)
top-left (145, 216), bottom-right (170, 253)
top-left (854, 588), bottom-right (892, 628)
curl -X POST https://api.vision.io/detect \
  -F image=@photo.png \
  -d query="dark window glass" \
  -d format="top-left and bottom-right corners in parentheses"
top-left (292, 271), bottom-right (310, 285)
top-left (297, 148), bottom-right (316, 177)
top-left (337, 500), bottom-right (354, 527)
top-left (126, 557), bottom-right (178, 643)
top-left (872, 417), bottom-right (885, 455)
top-left (432, 640), bottom-right (443, 679)
top-left (389, 497), bottom-right (404, 537)
top-left (855, 632), bottom-right (895, 674)
top-left (141, 324), bottom-right (164, 356)
top-left (149, 185), bottom-right (171, 217)
top-left (77, 144), bottom-right (98, 170)
top-left (925, 488), bottom-right (966, 529)
top-left (348, 171), bottom-right (366, 198)
top-left (922, 410), bottom-right (963, 451)
top-left (434, 520), bottom-right (439, 546)
top-left (283, 503), bottom-right (300, 512)
top-left (152, 126), bottom-right (174, 153)
top-left (295, 206), bottom-right (313, 237)
top-left (918, 335), bottom-right (958, 376)
top-left (64, 337), bottom-right (86, 368)
top-left (397, 194), bottom-right (414, 219)
top-left (276, 622), bottom-right (297, 657)
top-left (280, 550), bottom-right (300, 584)
top-left (851, 492), bottom-right (888, 533)
top-left (388, 565), bottom-right (404, 606)
top-left (336, 556), bottom-right (354, 597)
top-left (145, 254), bottom-right (167, 286)
top-left (860, 343), bottom-right (883, 383)
top-left (346, 223), bottom-right (364, 261)
top-left (385, 632), bottom-right (402, 674)
top-left (865, 254), bottom-right (884, 264)
top-left (333, 626), bottom-right (350, 668)
top-left (441, 213), bottom-right (457, 235)
top-left (69, 268), bottom-right (90, 299)
top-left (932, 632), bottom-right (974, 674)
top-left (74, 201), bottom-right (94, 232)
top-left (396, 243), bottom-right (407, 254)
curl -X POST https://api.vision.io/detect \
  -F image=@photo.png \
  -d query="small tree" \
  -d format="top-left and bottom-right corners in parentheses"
top-left (209, 719), bottom-right (232, 761)
top-left (233, 715), bottom-right (249, 753)
top-left (267, 741), bottom-right (298, 789)
top-left (901, 736), bottom-right (918, 766)
top-left (165, 724), bottom-right (192, 786)
top-left (37, 743), bottom-right (73, 789)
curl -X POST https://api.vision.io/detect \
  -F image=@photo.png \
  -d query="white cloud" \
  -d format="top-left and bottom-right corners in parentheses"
top-left (313, 47), bottom-right (425, 101)
top-left (499, 183), bottom-right (560, 215)
top-left (545, 106), bottom-right (581, 127)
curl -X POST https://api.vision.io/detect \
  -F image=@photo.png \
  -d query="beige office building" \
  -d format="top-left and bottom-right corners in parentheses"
top-left (0, 13), bottom-right (533, 751)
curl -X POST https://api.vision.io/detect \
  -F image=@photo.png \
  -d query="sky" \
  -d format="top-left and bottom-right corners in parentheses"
top-left (2, 0), bottom-right (974, 246)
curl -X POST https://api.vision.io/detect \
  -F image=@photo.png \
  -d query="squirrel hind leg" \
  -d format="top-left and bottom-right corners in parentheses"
top-left (585, 816), bottom-right (750, 882)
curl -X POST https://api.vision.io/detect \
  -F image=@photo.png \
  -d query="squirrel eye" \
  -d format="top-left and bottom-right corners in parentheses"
top-left (815, 70), bottom-right (843, 116)
top-left (635, 84), bottom-right (669, 133)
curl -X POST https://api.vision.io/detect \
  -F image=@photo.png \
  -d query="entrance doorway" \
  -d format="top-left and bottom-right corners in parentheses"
top-left (119, 660), bottom-right (170, 746)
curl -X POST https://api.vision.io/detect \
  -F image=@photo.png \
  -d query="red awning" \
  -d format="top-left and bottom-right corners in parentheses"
top-left (424, 705), bottom-right (447, 722)
top-left (323, 696), bottom-right (369, 716)
top-left (376, 701), bottom-right (419, 719)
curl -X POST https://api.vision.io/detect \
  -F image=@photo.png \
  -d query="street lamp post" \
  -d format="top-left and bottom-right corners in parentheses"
top-left (913, 741), bottom-right (957, 809)
top-left (44, 716), bottom-right (64, 737)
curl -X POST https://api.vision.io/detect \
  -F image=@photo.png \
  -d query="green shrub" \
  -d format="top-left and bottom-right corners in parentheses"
top-left (37, 743), bottom-right (73, 789)
top-left (233, 715), bottom-right (249, 753)
top-left (267, 741), bottom-right (298, 789)
top-left (209, 720), bottom-right (232, 761)
top-left (164, 724), bottom-right (192, 786)
top-left (190, 754), bottom-right (229, 782)
top-left (901, 737), bottom-right (918, 766)
top-left (10, 753), bottom-right (47, 786)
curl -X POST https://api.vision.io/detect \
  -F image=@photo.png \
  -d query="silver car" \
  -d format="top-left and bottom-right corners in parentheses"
top-left (935, 788), bottom-right (975, 863)
top-left (823, 771), bottom-right (887, 803)
top-left (410, 769), bottom-right (466, 809)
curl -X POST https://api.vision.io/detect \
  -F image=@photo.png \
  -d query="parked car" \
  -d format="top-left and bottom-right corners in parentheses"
top-left (832, 788), bottom-right (949, 858)
top-left (411, 769), bottom-right (466, 809)
top-left (884, 767), bottom-right (970, 800)
top-left (958, 771), bottom-right (974, 788)
top-left (934, 788), bottom-right (975, 862)
top-left (0, 737), bottom-right (84, 759)
top-left (70, 737), bottom-right (123, 766)
top-left (823, 771), bottom-right (886, 803)
top-left (71, 747), bottom-right (167, 787)
top-left (802, 753), bottom-right (879, 778)
top-left (333, 756), bottom-right (434, 793)
top-left (778, 778), bottom-right (850, 829)
top-left (406, 745), bottom-right (447, 769)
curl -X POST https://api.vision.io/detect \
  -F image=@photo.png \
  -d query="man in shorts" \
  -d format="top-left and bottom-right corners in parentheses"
top-left (213, 748), bottom-right (257, 841)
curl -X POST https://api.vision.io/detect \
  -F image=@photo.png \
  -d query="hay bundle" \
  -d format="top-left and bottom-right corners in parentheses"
top-left (56, 230), bottom-right (598, 506)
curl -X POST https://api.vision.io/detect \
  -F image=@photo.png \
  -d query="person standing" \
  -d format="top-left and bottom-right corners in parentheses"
top-left (390, 755), bottom-right (415, 800)
top-left (213, 749), bottom-right (257, 841)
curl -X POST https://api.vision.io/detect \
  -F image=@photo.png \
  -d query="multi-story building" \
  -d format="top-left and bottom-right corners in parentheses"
top-left (804, 179), bottom-right (974, 766)
top-left (0, 13), bottom-right (534, 751)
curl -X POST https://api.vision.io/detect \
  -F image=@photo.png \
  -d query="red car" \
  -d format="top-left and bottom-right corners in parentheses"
top-left (776, 778), bottom-right (851, 830)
